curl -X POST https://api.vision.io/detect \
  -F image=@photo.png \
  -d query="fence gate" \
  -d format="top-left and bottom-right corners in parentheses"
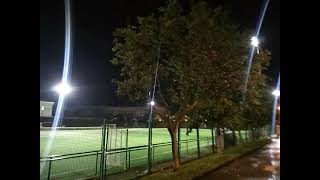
top-left (100, 122), bottom-right (127, 180)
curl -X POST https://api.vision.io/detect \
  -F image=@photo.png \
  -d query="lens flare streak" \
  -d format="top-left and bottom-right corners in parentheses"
top-left (271, 74), bottom-right (280, 135)
top-left (41, 0), bottom-right (73, 175)
top-left (243, 0), bottom-right (270, 94)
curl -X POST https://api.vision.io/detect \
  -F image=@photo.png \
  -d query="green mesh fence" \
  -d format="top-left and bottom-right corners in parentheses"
top-left (41, 126), bottom-right (269, 179)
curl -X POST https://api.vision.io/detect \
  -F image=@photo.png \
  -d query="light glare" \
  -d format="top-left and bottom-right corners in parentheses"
top-left (251, 36), bottom-right (259, 47)
top-left (54, 82), bottom-right (72, 96)
top-left (272, 89), bottom-right (280, 97)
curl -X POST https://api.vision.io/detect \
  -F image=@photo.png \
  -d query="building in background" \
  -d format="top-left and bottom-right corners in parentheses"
top-left (40, 101), bottom-right (54, 117)
top-left (63, 106), bottom-right (148, 127)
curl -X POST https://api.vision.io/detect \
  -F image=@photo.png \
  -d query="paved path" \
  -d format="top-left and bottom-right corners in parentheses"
top-left (197, 138), bottom-right (280, 180)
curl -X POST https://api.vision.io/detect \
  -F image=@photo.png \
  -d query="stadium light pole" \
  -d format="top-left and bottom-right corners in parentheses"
top-left (147, 44), bottom-right (161, 174)
top-left (243, 0), bottom-right (270, 95)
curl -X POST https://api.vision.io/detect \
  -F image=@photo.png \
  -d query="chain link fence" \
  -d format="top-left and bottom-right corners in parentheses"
top-left (40, 116), bottom-right (270, 180)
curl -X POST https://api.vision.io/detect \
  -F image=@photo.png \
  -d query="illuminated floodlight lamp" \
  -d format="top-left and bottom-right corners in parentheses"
top-left (54, 82), bottom-right (72, 96)
top-left (251, 36), bottom-right (259, 47)
top-left (272, 89), bottom-right (280, 97)
top-left (150, 101), bottom-right (155, 106)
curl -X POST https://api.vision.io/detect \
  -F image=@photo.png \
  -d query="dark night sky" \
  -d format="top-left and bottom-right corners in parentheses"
top-left (40, 0), bottom-right (279, 106)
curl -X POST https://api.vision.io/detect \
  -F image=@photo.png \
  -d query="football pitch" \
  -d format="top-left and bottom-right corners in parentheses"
top-left (40, 128), bottom-right (214, 180)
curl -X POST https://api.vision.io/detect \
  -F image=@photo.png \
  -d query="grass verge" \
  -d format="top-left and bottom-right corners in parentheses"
top-left (138, 138), bottom-right (271, 180)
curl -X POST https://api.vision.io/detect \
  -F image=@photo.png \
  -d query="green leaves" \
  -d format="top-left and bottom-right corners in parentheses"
top-left (111, 0), bottom-right (271, 130)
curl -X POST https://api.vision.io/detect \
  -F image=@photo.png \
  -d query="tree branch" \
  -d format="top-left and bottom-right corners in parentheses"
top-left (153, 105), bottom-right (168, 120)
top-left (157, 79), bottom-right (170, 109)
top-left (175, 100), bottom-right (198, 130)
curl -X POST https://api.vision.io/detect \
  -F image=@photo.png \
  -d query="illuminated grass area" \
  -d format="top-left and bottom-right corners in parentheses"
top-left (40, 128), bottom-right (216, 180)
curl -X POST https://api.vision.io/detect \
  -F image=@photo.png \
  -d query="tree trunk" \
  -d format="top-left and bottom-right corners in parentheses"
top-left (178, 127), bottom-right (181, 159)
top-left (245, 130), bottom-right (248, 142)
top-left (196, 128), bottom-right (200, 159)
top-left (232, 130), bottom-right (236, 145)
top-left (155, 101), bottom-right (198, 171)
top-left (252, 128), bottom-right (255, 141)
top-left (169, 128), bottom-right (180, 170)
top-left (238, 131), bottom-right (242, 144)
top-left (216, 127), bottom-right (224, 153)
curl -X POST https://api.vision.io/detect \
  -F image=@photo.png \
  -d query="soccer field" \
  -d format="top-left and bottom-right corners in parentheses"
top-left (40, 128), bottom-right (213, 180)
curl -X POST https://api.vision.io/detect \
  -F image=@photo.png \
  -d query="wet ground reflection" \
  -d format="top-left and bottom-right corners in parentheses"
top-left (197, 138), bottom-right (280, 180)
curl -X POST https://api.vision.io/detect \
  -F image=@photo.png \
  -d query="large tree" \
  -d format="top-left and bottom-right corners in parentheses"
top-left (112, 1), bottom-right (254, 169)
top-left (241, 49), bottom-right (272, 140)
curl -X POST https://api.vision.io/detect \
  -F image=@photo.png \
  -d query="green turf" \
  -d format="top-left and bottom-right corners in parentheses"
top-left (40, 128), bottom-right (252, 180)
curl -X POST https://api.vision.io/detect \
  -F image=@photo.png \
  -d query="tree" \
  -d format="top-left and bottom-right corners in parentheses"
top-left (241, 49), bottom-right (272, 140)
top-left (112, 1), bottom-right (254, 169)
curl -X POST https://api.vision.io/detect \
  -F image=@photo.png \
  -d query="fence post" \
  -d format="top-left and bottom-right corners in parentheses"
top-left (95, 151), bottom-right (99, 175)
top-left (152, 145), bottom-right (155, 166)
top-left (147, 110), bottom-right (153, 174)
top-left (120, 130), bottom-right (122, 167)
top-left (186, 139), bottom-right (189, 156)
top-left (100, 120), bottom-right (107, 180)
top-left (232, 130), bottom-right (236, 145)
top-left (115, 128), bottom-right (118, 150)
top-left (104, 124), bottom-right (110, 179)
top-left (245, 130), bottom-right (248, 142)
top-left (125, 129), bottom-right (129, 169)
top-left (211, 128), bottom-right (215, 153)
top-left (47, 159), bottom-right (52, 180)
top-left (196, 128), bottom-right (200, 159)
top-left (178, 127), bottom-right (181, 159)
top-left (120, 131), bottom-right (123, 148)
top-left (128, 149), bottom-right (131, 168)
top-left (252, 128), bottom-right (255, 141)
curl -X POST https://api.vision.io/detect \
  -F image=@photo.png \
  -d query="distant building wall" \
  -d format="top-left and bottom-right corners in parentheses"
top-left (40, 101), bottom-right (54, 117)
top-left (40, 105), bottom-right (149, 127)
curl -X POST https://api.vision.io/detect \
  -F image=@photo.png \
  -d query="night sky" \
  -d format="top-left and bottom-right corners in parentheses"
top-left (40, 0), bottom-right (279, 106)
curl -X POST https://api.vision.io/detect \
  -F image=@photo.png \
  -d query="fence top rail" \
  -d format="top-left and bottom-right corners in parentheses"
top-left (40, 150), bottom-right (101, 160)
top-left (40, 127), bottom-right (103, 131)
top-left (40, 151), bottom-right (101, 162)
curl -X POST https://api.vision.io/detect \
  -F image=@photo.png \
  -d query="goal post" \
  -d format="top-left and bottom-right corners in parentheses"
top-left (105, 124), bottom-right (127, 168)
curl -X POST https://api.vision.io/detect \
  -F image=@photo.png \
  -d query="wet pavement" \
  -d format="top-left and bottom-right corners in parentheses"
top-left (197, 138), bottom-right (280, 180)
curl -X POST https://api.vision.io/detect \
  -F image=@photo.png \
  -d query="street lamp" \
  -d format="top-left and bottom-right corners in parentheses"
top-left (54, 82), bottom-right (72, 96)
top-left (272, 89), bottom-right (280, 97)
top-left (251, 36), bottom-right (260, 54)
top-left (251, 36), bottom-right (259, 47)
top-left (150, 100), bottom-right (155, 106)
